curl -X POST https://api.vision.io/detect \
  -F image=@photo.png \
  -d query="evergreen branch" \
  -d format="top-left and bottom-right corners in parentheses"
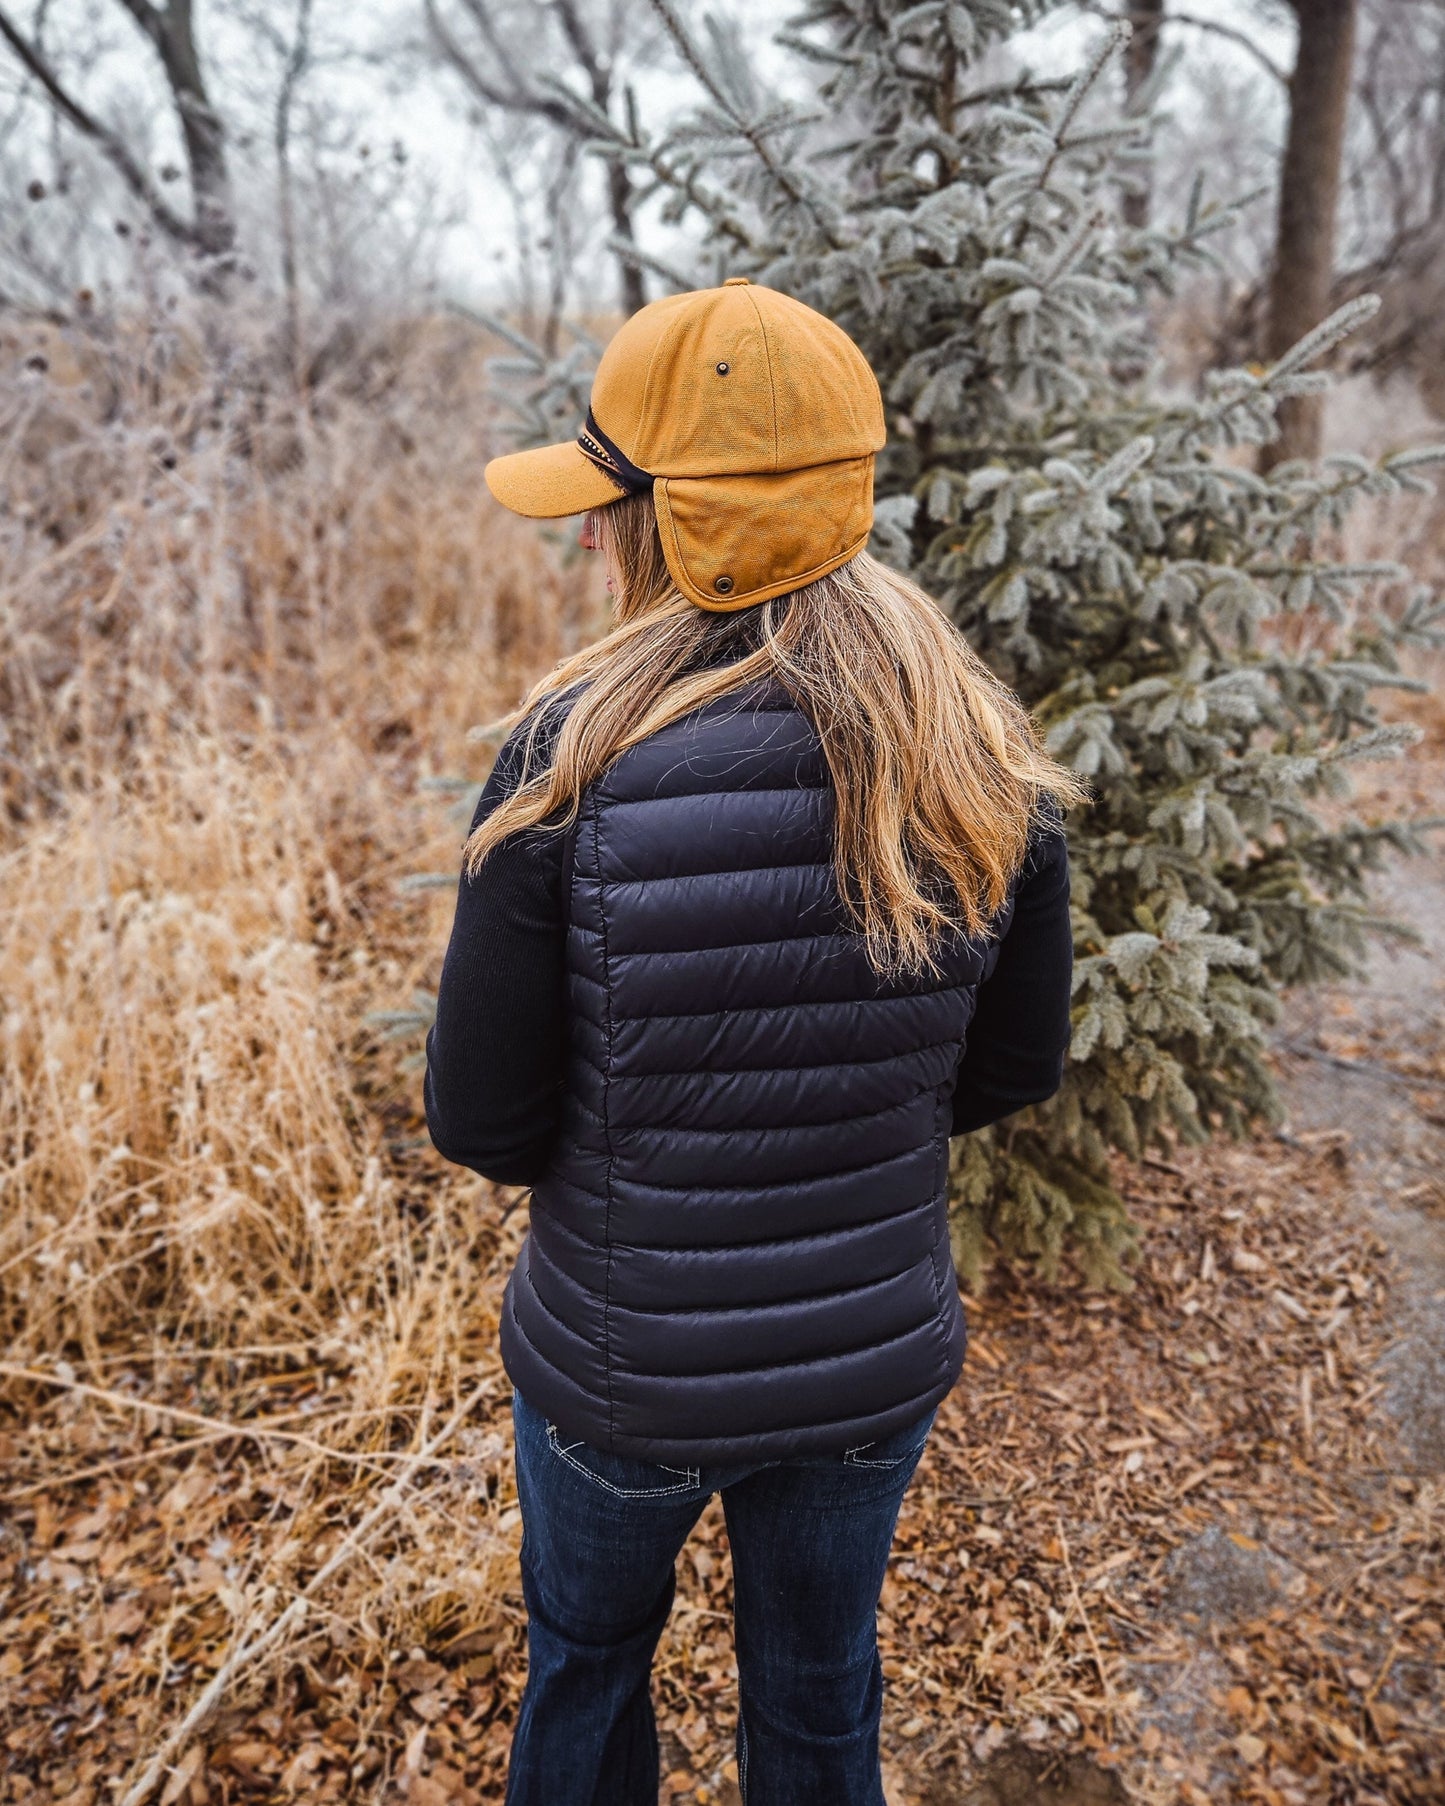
top-left (644, 0), bottom-right (848, 250)
top-left (600, 232), bottom-right (694, 292)
top-left (631, 137), bottom-right (756, 249)
top-left (1042, 208), bottom-right (1107, 286)
top-left (559, 315), bottom-right (605, 357)
top-left (769, 30), bottom-right (861, 71)
top-left (1267, 296), bottom-right (1383, 382)
top-left (1383, 444), bottom-right (1445, 472)
top-left (1002, 18), bottom-right (1129, 254)
top-left (952, 73), bottom-right (1077, 112)
top-left (444, 302), bottom-right (548, 365)
top-left (531, 72), bottom-right (621, 139)
top-left (1090, 437), bottom-right (1155, 496)
top-left (1053, 17), bottom-right (1130, 148)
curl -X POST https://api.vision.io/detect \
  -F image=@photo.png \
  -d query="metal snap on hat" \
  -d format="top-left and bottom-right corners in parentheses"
top-left (483, 279), bottom-right (887, 612)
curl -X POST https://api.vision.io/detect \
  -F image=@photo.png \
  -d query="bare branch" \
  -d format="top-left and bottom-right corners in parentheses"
top-left (428, 0), bottom-right (648, 311)
top-left (1168, 10), bottom-right (1288, 84)
top-left (645, 0), bottom-right (846, 250)
top-left (424, 0), bottom-right (579, 129)
top-left (1079, 2), bottom-right (1288, 85)
top-left (111, 0), bottom-right (165, 55)
top-left (0, 2), bottom-right (200, 245)
top-left (452, 0), bottom-right (536, 106)
top-left (1355, 49), bottom-right (1411, 245)
top-left (552, 0), bottom-right (603, 91)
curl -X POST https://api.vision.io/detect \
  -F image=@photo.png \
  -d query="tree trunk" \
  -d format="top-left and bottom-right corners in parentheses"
top-left (1262, 0), bottom-right (1358, 468)
top-left (275, 0), bottom-right (313, 380)
top-left (1122, 0), bottom-right (1165, 230)
top-left (157, 0), bottom-right (234, 266)
top-left (607, 160), bottom-right (646, 317)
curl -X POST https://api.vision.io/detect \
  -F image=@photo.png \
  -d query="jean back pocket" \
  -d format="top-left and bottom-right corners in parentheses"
top-left (842, 1404), bottom-right (938, 1469)
top-left (544, 1419), bottom-right (703, 1499)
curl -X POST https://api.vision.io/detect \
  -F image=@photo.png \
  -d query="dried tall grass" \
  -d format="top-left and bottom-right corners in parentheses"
top-left (0, 306), bottom-right (603, 1769)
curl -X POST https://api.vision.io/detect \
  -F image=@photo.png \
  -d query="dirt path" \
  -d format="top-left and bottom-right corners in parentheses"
top-left (1274, 821), bottom-right (1445, 1480)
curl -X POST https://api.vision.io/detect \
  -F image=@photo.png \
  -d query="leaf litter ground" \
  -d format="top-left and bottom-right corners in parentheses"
top-left (3, 769), bottom-right (1442, 1806)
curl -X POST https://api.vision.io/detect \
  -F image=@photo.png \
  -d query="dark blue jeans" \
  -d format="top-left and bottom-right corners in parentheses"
top-left (504, 1383), bottom-right (938, 1806)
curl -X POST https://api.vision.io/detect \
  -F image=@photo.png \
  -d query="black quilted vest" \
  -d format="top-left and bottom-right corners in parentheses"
top-left (498, 675), bottom-right (1001, 1464)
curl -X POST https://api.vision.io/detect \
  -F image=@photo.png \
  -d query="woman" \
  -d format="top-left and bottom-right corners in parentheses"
top-left (424, 280), bottom-right (1084, 1806)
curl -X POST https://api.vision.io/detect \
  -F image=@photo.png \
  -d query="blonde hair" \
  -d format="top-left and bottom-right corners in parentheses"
top-left (465, 492), bottom-right (1087, 978)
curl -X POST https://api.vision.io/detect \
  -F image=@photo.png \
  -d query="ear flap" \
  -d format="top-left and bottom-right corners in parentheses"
top-left (653, 458), bottom-right (875, 612)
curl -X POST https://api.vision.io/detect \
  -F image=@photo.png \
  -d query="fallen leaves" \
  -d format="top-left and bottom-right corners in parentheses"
top-left (1, 1138), bottom-right (1440, 1804)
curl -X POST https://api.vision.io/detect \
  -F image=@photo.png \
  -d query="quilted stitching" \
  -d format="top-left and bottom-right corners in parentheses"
top-left (497, 683), bottom-right (978, 1464)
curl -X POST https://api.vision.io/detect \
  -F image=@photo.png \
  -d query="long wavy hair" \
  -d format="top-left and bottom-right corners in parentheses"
top-left (465, 491), bottom-right (1086, 978)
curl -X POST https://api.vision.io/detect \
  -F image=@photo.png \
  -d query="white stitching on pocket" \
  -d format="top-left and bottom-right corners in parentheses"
top-left (545, 1423), bottom-right (700, 1497)
top-left (843, 1437), bottom-right (929, 1468)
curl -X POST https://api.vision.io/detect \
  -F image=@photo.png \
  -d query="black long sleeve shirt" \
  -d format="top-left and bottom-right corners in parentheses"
top-left (424, 707), bottom-right (1074, 1184)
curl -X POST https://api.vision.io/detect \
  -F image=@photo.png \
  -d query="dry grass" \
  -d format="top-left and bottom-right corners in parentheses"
top-left (0, 305), bottom-right (607, 1797)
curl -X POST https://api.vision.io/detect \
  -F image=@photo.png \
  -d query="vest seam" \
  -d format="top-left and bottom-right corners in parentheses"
top-left (929, 1088), bottom-right (948, 1316)
top-left (534, 1170), bottom-right (609, 1206)
top-left (612, 985), bottom-right (970, 1028)
top-left (541, 1221), bottom-right (936, 1257)
top-left (531, 1192), bottom-right (938, 1258)
top-left (599, 1252), bottom-right (935, 1316)
top-left (601, 783), bottom-right (829, 808)
top-left (608, 1082), bottom-right (942, 1139)
top-left (610, 930), bottom-right (844, 959)
top-left (610, 1035), bottom-right (960, 1082)
top-left (927, 1091), bottom-right (958, 1371)
top-left (533, 1142), bottom-right (929, 1206)
top-left (561, 1093), bottom-right (607, 1128)
top-left (602, 859), bottom-right (832, 886)
top-left (613, 1383), bottom-right (946, 1447)
top-left (630, 1309), bottom-right (941, 1380)
top-left (523, 1246), bottom-right (608, 1355)
top-left (596, 1144), bottom-right (932, 1193)
top-left (591, 808), bottom-right (621, 1453)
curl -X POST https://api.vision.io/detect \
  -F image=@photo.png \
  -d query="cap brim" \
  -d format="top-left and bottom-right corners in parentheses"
top-left (484, 440), bottom-right (630, 519)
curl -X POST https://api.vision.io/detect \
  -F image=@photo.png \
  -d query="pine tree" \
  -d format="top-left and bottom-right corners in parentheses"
top-left (469, 0), bottom-right (1445, 1285)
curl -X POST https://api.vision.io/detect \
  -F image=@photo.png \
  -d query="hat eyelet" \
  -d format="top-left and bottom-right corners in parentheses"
top-left (715, 361), bottom-right (730, 376)
top-left (714, 575), bottom-right (735, 595)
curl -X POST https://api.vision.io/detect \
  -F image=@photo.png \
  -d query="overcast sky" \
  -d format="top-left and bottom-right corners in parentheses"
top-left (0, 0), bottom-right (1297, 308)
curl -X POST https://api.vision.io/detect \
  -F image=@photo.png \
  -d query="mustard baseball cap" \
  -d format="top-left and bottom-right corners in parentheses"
top-left (483, 279), bottom-right (887, 612)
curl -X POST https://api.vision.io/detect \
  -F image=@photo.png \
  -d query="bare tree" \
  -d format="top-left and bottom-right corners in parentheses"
top-left (1262, 0), bottom-right (1358, 465)
top-left (478, 110), bottom-right (583, 354)
top-left (1121, 0), bottom-right (1164, 226)
top-left (273, 0), bottom-right (313, 373)
top-left (0, 0), bottom-right (235, 275)
top-left (425, 0), bottom-right (666, 317)
top-left (1157, 0), bottom-right (1445, 411)
top-left (1086, 3), bottom-right (1289, 232)
top-left (1333, 0), bottom-right (1445, 390)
